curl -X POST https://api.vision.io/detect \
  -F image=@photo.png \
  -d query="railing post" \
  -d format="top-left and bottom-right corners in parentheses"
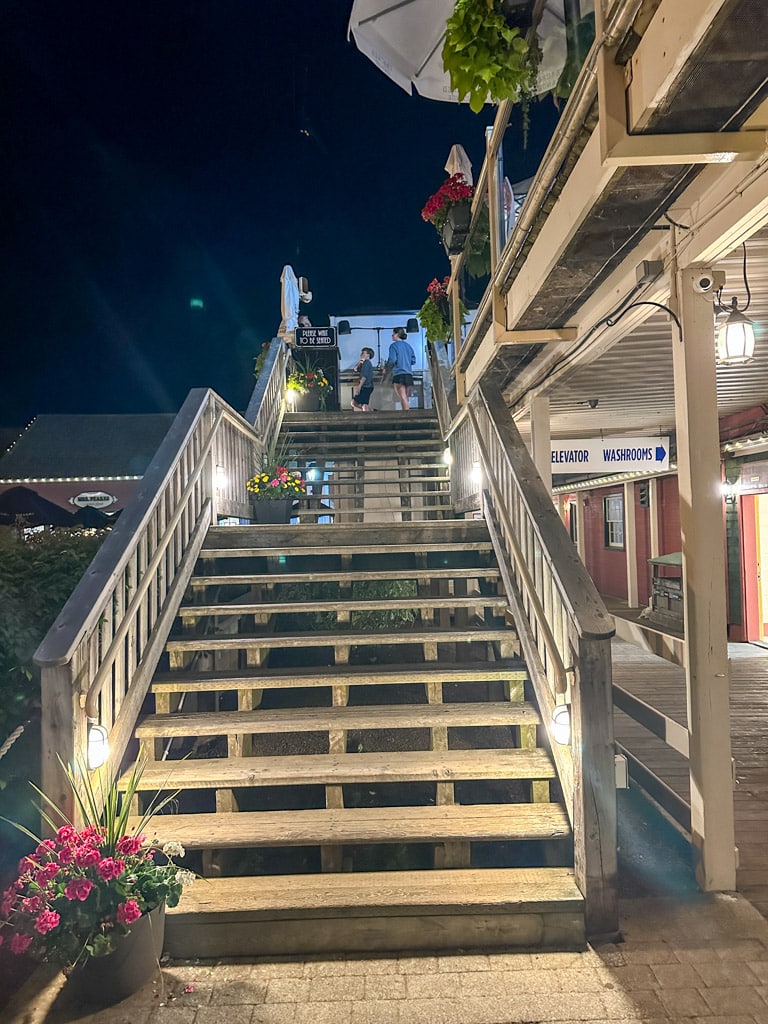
top-left (570, 633), bottom-right (619, 939)
top-left (40, 657), bottom-right (88, 830)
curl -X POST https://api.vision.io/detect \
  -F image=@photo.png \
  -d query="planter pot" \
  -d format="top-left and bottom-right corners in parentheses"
top-left (252, 498), bottom-right (293, 524)
top-left (441, 203), bottom-right (472, 256)
top-left (67, 903), bottom-right (165, 1007)
top-left (293, 389), bottom-right (322, 412)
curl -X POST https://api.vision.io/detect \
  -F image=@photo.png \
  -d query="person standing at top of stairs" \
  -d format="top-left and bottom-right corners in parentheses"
top-left (350, 346), bottom-right (375, 412)
top-left (385, 327), bottom-right (416, 411)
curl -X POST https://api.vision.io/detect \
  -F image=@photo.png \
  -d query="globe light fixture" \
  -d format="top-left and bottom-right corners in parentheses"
top-left (715, 297), bottom-right (755, 365)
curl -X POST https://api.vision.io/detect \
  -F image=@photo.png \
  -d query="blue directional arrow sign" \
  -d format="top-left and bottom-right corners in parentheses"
top-left (655, 445), bottom-right (667, 462)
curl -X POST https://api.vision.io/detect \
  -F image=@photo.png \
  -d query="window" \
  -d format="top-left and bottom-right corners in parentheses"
top-left (568, 501), bottom-right (578, 544)
top-left (604, 494), bottom-right (624, 549)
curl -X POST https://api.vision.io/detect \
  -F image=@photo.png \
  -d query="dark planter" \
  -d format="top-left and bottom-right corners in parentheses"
top-left (441, 203), bottom-right (472, 256)
top-left (294, 390), bottom-right (321, 412)
top-left (67, 903), bottom-right (165, 1007)
top-left (252, 498), bottom-right (293, 524)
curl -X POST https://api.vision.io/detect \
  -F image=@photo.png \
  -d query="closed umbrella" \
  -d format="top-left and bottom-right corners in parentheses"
top-left (0, 486), bottom-right (76, 527)
top-left (348, 0), bottom-right (572, 103)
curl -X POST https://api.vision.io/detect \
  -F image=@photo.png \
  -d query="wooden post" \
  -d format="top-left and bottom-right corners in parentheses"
top-left (570, 633), bottom-right (619, 939)
top-left (529, 395), bottom-right (552, 494)
top-left (671, 266), bottom-right (736, 890)
top-left (40, 658), bottom-right (88, 830)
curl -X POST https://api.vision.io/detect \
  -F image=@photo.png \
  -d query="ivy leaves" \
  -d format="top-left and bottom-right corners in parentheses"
top-left (442, 0), bottom-right (539, 114)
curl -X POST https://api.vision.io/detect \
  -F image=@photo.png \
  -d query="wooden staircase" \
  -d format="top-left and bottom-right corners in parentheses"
top-left (124, 413), bottom-right (584, 957)
top-left (280, 409), bottom-right (452, 522)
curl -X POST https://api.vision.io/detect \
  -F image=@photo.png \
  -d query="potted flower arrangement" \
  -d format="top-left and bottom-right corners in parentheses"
top-left (0, 757), bottom-right (193, 1004)
top-left (246, 442), bottom-right (306, 524)
top-left (442, 0), bottom-right (542, 141)
top-left (417, 277), bottom-right (468, 345)
top-left (286, 356), bottom-right (333, 411)
top-left (421, 173), bottom-right (475, 255)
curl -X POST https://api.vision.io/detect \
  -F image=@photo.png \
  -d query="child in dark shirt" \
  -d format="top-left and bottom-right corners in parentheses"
top-left (351, 347), bottom-right (375, 412)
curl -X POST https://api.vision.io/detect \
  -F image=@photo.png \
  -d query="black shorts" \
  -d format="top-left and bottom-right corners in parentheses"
top-left (392, 373), bottom-right (413, 386)
top-left (352, 385), bottom-right (373, 406)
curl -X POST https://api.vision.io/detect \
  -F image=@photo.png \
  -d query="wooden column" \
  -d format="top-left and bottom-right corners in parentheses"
top-left (529, 395), bottom-right (551, 493)
top-left (624, 481), bottom-right (639, 608)
top-left (672, 266), bottom-right (736, 890)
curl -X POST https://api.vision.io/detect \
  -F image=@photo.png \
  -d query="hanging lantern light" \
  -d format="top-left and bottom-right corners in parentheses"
top-left (715, 297), bottom-right (755, 366)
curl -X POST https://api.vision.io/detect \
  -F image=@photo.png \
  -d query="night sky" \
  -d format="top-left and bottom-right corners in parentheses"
top-left (2, 1), bottom-right (561, 425)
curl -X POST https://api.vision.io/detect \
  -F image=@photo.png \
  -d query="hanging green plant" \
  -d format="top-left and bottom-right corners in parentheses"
top-left (417, 277), bottom-right (468, 344)
top-left (442, 0), bottom-right (542, 133)
top-left (464, 202), bottom-right (491, 279)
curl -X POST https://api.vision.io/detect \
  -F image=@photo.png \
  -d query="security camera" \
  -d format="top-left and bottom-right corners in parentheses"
top-left (692, 270), bottom-right (725, 295)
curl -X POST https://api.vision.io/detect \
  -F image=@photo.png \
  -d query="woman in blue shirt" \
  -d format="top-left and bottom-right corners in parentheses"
top-left (385, 328), bottom-right (416, 411)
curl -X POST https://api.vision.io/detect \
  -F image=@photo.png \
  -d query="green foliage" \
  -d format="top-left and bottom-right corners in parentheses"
top-left (0, 530), bottom-right (103, 737)
top-left (275, 579), bottom-right (419, 632)
top-left (253, 341), bottom-right (272, 380)
top-left (417, 277), bottom-right (468, 345)
top-left (442, 0), bottom-right (542, 123)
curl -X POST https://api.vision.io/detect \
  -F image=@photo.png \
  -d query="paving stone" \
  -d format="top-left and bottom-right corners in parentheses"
top-left (701, 985), bottom-right (768, 1015)
top-left (306, 976), bottom-right (365, 1002)
top-left (364, 974), bottom-right (407, 1000)
top-left (193, 1008), bottom-right (254, 1024)
top-left (250, 1007), bottom-right (300, 1024)
top-left (436, 953), bottom-right (491, 972)
top-left (293, 1001), bottom-right (352, 1024)
top-left (603, 964), bottom-right (657, 989)
top-left (264, 978), bottom-right (310, 1003)
top-left (650, 961), bottom-right (703, 988)
top-left (146, 1009), bottom-right (197, 1024)
top-left (347, 999), bottom-right (405, 1024)
top-left (209, 980), bottom-right (267, 1005)
top-left (692, 960), bottom-right (763, 987)
top-left (656, 985), bottom-right (711, 1017)
top-left (405, 972), bottom-right (463, 999)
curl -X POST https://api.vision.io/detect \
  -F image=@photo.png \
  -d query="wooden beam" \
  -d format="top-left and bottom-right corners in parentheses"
top-left (603, 131), bottom-right (766, 167)
top-left (495, 328), bottom-right (578, 346)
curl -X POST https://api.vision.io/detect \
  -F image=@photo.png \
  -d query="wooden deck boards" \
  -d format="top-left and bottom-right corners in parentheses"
top-left (611, 637), bottom-right (768, 920)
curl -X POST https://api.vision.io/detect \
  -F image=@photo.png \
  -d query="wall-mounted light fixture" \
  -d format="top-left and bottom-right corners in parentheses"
top-left (470, 460), bottom-right (482, 487)
top-left (442, 448), bottom-right (453, 465)
top-left (715, 296), bottom-right (756, 365)
top-left (215, 465), bottom-right (227, 490)
top-left (551, 704), bottom-right (571, 745)
top-left (87, 721), bottom-right (109, 770)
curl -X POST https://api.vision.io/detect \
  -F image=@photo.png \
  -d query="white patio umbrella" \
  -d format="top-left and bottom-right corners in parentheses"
top-left (347, 0), bottom-right (574, 104)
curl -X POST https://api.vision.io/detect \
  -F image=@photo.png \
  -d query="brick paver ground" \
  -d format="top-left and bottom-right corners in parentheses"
top-left (6, 893), bottom-right (768, 1024)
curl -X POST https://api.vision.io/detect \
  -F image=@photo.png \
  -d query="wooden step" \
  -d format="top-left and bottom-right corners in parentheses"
top-left (164, 868), bottom-right (585, 957)
top-left (302, 475), bottom-right (449, 486)
top-left (152, 660), bottom-right (527, 693)
top-left (201, 539), bottom-right (493, 557)
top-left (175, 595), bottom-right (508, 617)
top-left (123, 747), bottom-right (556, 790)
top-left (132, 802), bottom-right (569, 849)
top-left (136, 700), bottom-right (540, 739)
top-left (165, 626), bottom-right (511, 652)
top-left (188, 567), bottom-right (502, 587)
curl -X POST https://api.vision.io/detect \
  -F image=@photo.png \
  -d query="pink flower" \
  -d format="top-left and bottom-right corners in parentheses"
top-left (34, 910), bottom-right (60, 935)
top-left (56, 825), bottom-right (78, 844)
top-left (21, 896), bottom-right (42, 915)
top-left (34, 864), bottom-right (59, 886)
top-left (1, 888), bottom-right (16, 916)
top-left (116, 900), bottom-right (142, 925)
top-left (97, 857), bottom-right (125, 881)
top-left (74, 845), bottom-right (100, 868)
top-left (57, 846), bottom-right (74, 865)
top-left (64, 878), bottom-right (94, 902)
top-left (10, 932), bottom-right (32, 954)
top-left (116, 834), bottom-right (145, 856)
top-left (35, 840), bottom-right (56, 858)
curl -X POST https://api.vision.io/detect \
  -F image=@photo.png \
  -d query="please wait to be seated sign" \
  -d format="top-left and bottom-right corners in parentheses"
top-left (551, 437), bottom-right (670, 474)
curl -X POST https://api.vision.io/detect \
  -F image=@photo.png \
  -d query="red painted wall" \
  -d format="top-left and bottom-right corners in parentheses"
top-left (582, 486), bottom-right (627, 599)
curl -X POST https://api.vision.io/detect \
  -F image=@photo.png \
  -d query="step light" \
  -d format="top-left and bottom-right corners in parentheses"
top-left (551, 704), bottom-right (571, 745)
top-left (87, 722), bottom-right (109, 770)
